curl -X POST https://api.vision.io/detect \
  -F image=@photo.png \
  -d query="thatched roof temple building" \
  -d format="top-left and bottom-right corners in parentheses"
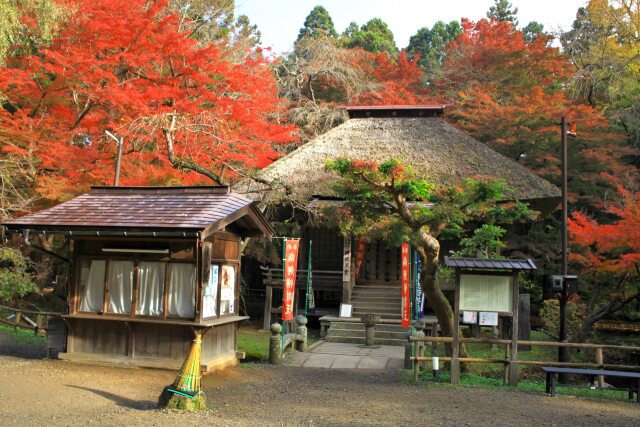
top-left (240, 105), bottom-right (560, 210)
top-left (237, 105), bottom-right (560, 329)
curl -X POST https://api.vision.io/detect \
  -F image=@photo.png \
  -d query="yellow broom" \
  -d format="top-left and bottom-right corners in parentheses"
top-left (158, 332), bottom-right (206, 410)
top-left (172, 332), bottom-right (202, 395)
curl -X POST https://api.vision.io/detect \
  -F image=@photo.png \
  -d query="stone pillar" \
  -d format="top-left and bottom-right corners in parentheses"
top-left (268, 323), bottom-right (282, 365)
top-left (406, 318), bottom-right (426, 369)
top-left (361, 313), bottom-right (380, 347)
top-left (295, 315), bottom-right (308, 352)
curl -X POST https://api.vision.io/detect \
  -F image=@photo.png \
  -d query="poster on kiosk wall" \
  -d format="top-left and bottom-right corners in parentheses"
top-left (282, 239), bottom-right (300, 321)
top-left (401, 243), bottom-right (411, 328)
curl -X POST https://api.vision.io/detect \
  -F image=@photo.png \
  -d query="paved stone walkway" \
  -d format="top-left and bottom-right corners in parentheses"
top-left (285, 341), bottom-right (405, 370)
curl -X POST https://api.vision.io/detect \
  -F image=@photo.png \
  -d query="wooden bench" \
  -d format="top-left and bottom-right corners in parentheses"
top-left (541, 366), bottom-right (640, 403)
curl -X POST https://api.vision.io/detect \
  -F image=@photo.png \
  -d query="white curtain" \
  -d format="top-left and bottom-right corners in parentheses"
top-left (137, 262), bottom-right (165, 316)
top-left (107, 260), bottom-right (134, 314)
top-left (168, 263), bottom-right (196, 318)
top-left (79, 260), bottom-right (106, 312)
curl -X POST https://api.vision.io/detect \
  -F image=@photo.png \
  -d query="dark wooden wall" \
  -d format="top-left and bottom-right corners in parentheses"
top-left (362, 240), bottom-right (401, 282)
top-left (201, 323), bottom-right (236, 361)
top-left (67, 319), bottom-right (233, 363)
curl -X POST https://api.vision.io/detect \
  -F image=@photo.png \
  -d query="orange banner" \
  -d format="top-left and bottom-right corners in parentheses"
top-left (282, 239), bottom-right (299, 321)
top-left (401, 243), bottom-right (411, 328)
top-left (355, 239), bottom-right (366, 280)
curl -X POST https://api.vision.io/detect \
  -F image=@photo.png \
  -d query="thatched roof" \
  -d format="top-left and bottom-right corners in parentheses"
top-left (236, 116), bottom-right (560, 206)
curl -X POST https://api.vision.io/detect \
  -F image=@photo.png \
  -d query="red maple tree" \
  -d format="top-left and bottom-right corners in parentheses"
top-left (568, 185), bottom-right (640, 340)
top-left (436, 18), bottom-right (636, 211)
top-left (0, 0), bottom-right (295, 203)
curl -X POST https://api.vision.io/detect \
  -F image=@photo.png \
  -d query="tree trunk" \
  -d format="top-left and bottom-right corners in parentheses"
top-left (415, 233), bottom-right (467, 360)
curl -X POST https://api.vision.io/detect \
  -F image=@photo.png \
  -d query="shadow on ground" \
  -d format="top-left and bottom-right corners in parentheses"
top-left (0, 334), bottom-right (47, 359)
top-left (66, 385), bottom-right (157, 410)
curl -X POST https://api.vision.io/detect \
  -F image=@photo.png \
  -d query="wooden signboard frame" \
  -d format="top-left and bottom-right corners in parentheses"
top-left (451, 269), bottom-right (520, 386)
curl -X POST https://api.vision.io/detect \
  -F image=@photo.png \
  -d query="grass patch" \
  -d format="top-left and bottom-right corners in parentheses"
top-left (412, 370), bottom-right (634, 403)
top-left (0, 324), bottom-right (46, 345)
top-left (412, 329), bottom-right (638, 403)
top-left (237, 327), bottom-right (270, 362)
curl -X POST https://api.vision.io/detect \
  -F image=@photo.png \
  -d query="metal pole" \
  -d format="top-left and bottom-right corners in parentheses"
top-left (114, 137), bottom-right (123, 186)
top-left (559, 116), bottom-right (570, 379)
top-left (105, 130), bottom-right (123, 186)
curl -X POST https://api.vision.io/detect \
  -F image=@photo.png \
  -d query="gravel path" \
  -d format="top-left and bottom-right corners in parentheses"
top-left (1, 332), bottom-right (639, 426)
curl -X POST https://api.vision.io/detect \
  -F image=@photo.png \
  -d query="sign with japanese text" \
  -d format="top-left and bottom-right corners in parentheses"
top-left (342, 237), bottom-right (351, 282)
top-left (354, 239), bottom-right (366, 280)
top-left (282, 239), bottom-right (300, 321)
top-left (414, 251), bottom-right (424, 318)
top-left (401, 243), bottom-right (411, 328)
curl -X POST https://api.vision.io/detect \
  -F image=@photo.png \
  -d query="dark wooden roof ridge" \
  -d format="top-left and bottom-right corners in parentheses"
top-left (89, 185), bottom-right (231, 194)
top-left (444, 256), bottom-right (537, 271)
top-left (345, 104), bottom-right (447, 111)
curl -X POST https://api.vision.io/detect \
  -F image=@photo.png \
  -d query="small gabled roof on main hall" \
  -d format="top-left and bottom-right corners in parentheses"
top-left (3, 186), bottom-right (273, 239)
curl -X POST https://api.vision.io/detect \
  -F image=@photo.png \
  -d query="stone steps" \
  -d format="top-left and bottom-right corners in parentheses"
top-left (351, 280), bottom-right (402, 320)
top-left (324, 321), bottom-right (409, 346)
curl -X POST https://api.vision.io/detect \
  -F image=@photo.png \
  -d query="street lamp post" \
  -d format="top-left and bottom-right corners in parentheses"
top-left (559, 117), bottom-right (569, 368)
top-left (105, 130), bottom-right (123, 186)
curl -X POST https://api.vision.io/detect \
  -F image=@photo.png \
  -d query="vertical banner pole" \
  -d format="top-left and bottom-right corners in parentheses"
top-left (281, 238), bottom-right (286, 347)
top-left (305, 240), bottom-right (313, 316)
top-left (414, 251), bottom-right (424, 319)
top-left (401, 243), bottom-right (411, 328)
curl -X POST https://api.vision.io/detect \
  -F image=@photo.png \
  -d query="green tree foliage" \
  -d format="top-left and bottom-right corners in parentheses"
top-left (561, 0), bottom-right (640, 144)
top-left (327, 157), bottom-right (534, 353)
top-left (342, 18), bottom-right (397, 56)
top-left (451, 224), bottom-right (506, 258)
top-left (407, 20), bottom-right (461, 73)
top-left (0, 247), bottom-right (38, 302)
top-left (522, 21), bottom-right (545, 41)
top-left (540, 299), bottom-right (585, 341)
top-left (487, 0), bottom-right (519, 26)
top-left (297, 5), bottom-right (338, 42)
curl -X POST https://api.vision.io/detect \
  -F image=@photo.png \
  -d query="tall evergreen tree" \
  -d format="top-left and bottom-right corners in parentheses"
top-left (297, 5), bottom-right (337, 41)
top-left (487, 0), bottom-right (519, 27)
top-left (407, 20), bottom-right (461, 73)
top-left (343, 18), bottom-right (397, 56)
top-left (522, 21), bottom-right (545, 41)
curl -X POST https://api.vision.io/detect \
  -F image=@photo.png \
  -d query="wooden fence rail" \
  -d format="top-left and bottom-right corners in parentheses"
top-left (0, 304), bottom-right (62, 336)
top-left (409, 335), bottom-right (640, 386)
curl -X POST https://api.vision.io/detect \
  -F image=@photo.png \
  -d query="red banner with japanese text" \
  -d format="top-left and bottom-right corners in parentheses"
top-left (282, 239), bottom-right (300, 321)
top-left (354, 239), bottom-right (366, 280)
top-left (401, 243), bottom-right (411, 328)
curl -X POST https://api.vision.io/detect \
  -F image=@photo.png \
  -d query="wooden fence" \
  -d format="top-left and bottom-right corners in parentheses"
top-left (0, 304), bottom-right (62, 336)
top-left (409, 335), bottom-right (640, 386)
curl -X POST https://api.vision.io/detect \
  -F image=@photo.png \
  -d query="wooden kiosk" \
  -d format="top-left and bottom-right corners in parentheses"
top-left (444, 256), bottom-right (537, 386)
top-left (3, 186), bottom-right (273, 372)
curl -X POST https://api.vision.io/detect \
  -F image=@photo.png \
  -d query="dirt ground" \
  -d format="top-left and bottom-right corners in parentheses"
top-left (1, 333), bottom-right (639, 426)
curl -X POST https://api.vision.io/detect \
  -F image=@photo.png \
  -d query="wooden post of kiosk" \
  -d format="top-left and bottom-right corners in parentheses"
top-left (509, 270), bottom-right (520, 386)
top-left (451, 269), bottom-right (461, 385)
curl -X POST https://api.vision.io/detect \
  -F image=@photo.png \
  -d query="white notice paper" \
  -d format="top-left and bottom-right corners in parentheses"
top-left (479, 312), bottom-right (499, 326)
top-left (462, 311), bottom-right (478, 324)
